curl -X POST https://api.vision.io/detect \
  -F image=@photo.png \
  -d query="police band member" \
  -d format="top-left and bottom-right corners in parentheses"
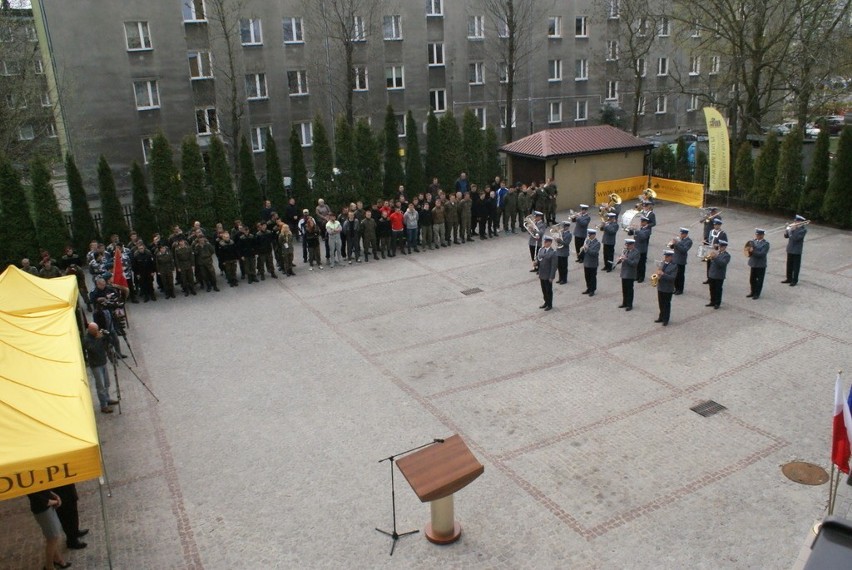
top-left (581, 229), bottom-right (600, 297)
top-left (572, 204), bottom-right (591, 262)
top-left (556, 221), bottom-right (571, 284)
top-left (672, 228), bottom-right (693, 295)
top-left (601, 212), bottom-right (619, 272)
top-left (703, 218), bottom-right (727, 283)
top-left (654, 250), bottom-right (678, 326)
top-left (747, 229), bottom-right (769, 299)
top-left (642, 201), bottom-right (657, 230)
top-left (702, 207), bottom-right (720, 244)
top-left (782, 214), bottom-right (807, 286)
top-left (617, 238), bottom-right (640, 311)
top-left (629, 216), bottom-right (652, 283)
top-left (528, 211), bottom-right (546, 272)
top-left (705, 240), bottom-right (730, 309)
top-left (536, 234), bottom-right (558, 311)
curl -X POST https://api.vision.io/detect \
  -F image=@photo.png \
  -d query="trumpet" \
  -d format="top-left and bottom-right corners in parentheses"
top-left (786, 220), bottom-right (810, 232)
top-left (703, 246), bottom-right (720, 262)
top-left (666, 235), bottom-right (680, 249)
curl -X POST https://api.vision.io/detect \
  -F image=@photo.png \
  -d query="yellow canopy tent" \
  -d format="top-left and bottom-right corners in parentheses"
top-left (0, 266), bottom-right (102, 500)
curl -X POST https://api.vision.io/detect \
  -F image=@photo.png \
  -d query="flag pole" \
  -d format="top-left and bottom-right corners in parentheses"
top-left (828, 464), bottom-right (837, 515)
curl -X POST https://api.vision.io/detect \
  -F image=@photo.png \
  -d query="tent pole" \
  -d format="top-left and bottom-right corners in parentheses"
top-left (98, 478), bottom-right (114, 570)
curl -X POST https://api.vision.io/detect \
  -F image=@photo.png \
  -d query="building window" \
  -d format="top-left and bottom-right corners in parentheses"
top-left (575, 58), bottom-right (588, 81)
top-left (497, 19), bottom-right (509, 38)
top-left (429, 89), bottom-right (446, 112)
top-left (691, 20), bottom-right (701, 38)
top-left (25, 25), bottom-right (37, 42)
top-left (575, 16), bottom-right (588, 38)
top-left (655, 95), bottom-right (667, 114)
top-left (124, 21), bottom-right (152, 51)
top-left (638, 95), bottom-right (646, 115)
top-left (34, 58), bottom-right (44, 75)
top-left (287, 70), bottom-right (309, 95)
top-left (250, 126), bottom-right (271, 153)
top-left (426, 0), bottom-right (443, 17)
top-left (469, 62), bottom-right (484, 85)
top-left (383, 15), bottom-right (402, 40)
top-left (637, 18), bottom-right (648, 37)
top-left (196, 108), bottom-right (218, 134)
top-left (0, 26), bottom-right (11, 43)
top-left (657, 57), bottom-right (668, 76)
top-left (142, 137), bottom-right (154, 164)
top-left (240, 18), bottom-right (262, 45)
top-left (687, 94), bottom-right (699, 111)
top-left (575, 100), bottom-right (588, 122)
top-left (605, 80), bottom-right (618, 101)
top-left (353, 66), bottom-right (369, 91)
top-left (182, 0), bottom-right (206, 22)
top-left (283, 17), bottom-right (304, 43)
top-left (500, 106), bottom-right (516, 128)
top-left (658, 16), bottom-right (670, 37)
top-left (710, 56), bottom-right (720, 75)
top-left (5, 94), bottom-right (25, 109)
top-left (428, 43), bottom-right (444, 66)
top-left (549, 101), bottom-right (562, 123)
top-left (188, 51), bottom-right (213, 79)
top-left (395, 114), bottom-right (406, 137)
top-left (689, 55), bottom-right (701, 76)
top-left (606, 40), bottom-right (618, 61)
top-left (133, 80), bottom-right (160, 110)
top-left (296, 122), bottom-right (312, 147)
top-left (473, 107), bottom-right (486, 129)
top-left (245, 73), bottom-right (268, 100)
top-left (351, 16), bottom-right (366, 42)
top-left (18, 125), bottom-right (35, 141)
top-left (44, 122), bottom-right (56, 138)
top-left (1, 60), bottom-right (20, 76)
top-left (468, 15), bottom-right (485, 39)
top-left (548, 59), bottom-right (562, 82)
top-left (636, 57), bottom-right (646, 77)
top-left (40, 92), bottom-right (51, 107)
top-left (609, 0), bottom-right (620, 19)
top-left (548, 16), bottom-right (562, 38)
top-left (385, 65), bottom-right (404, 89)
top-left (499, 62), bottom-right (509, 83)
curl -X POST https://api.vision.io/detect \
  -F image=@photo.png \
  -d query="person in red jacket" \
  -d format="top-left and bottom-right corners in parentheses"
top-left (388, 206), bottom-right (406, 256)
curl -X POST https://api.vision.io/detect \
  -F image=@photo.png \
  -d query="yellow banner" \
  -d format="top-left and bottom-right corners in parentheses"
top-left (649, 176), bottom-right (704, 207)
top-left (703, 107), bottom-right (730, 191)
top-left (594, 175), bottom-right (648, 206)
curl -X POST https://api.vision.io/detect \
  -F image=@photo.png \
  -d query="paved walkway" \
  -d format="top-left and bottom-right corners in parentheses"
top-left (2, 202), bottom-right (851, 569)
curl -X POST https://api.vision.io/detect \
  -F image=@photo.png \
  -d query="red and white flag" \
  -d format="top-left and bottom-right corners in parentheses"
top-left (112, 249), bottom-right (129, 288)
top-left (831, 372), bottom-right (852, 474)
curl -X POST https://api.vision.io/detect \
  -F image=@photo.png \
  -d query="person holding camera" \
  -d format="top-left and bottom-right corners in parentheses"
top-left (82, 323), bottom-right (120, 413)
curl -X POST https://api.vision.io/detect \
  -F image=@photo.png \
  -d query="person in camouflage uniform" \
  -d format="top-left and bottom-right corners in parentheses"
top-left (193, 235), bottom-right (220, 292)
top-left (361, 209), bottom-right (379, 262)
top-left (173, 238), bottom-right (197, 296)
top-left (517, 185), bottom-right (531, 228)
top-left (217, 231), bottom-right (240, 286)
top-left (155, 243), bottom-right (176, 298)
top-left (459, 191), bottom-right (472, 243)
top-left (445, 193), bottom-right (460, 245)
top-left (236, 224), bottom-right (259, 283)
top-left (254, 221), bottom-right (278, 279)
top-left (503, 185), bottom-right (518, 233)
top-left (277, 223), bottom-right (296, 276)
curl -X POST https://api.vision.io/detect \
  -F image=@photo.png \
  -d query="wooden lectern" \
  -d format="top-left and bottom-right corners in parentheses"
top-left (396, 435), bottom-right (484, 544)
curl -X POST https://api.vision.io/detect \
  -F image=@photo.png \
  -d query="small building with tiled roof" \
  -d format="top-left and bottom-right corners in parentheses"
top-left (500, 125), bottom-right (653, 210)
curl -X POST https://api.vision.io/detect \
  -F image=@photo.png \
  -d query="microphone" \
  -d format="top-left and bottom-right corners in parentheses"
top-left (434, 438), bottom-right (445, 443)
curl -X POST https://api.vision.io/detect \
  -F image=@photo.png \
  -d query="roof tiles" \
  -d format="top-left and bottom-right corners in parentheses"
top-left (500, 125), bottom-right (653, 158)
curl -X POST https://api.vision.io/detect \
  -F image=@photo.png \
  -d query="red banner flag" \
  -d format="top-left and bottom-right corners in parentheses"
top-left (112, 249), bottom-right (128, 288)
top-left (832, 373), bottom-right (851, 474)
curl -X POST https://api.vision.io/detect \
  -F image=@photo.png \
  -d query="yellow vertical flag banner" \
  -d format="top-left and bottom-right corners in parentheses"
top-left (703, 107), bottom-right (730, 191)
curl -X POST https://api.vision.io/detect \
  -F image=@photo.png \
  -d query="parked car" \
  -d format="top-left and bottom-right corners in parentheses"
top-left (767, 123), bottom-right (793, 136)
top-left (814, 116), bottom-right (845, 135)
top-left (804, 123), bottom-right (821, 138)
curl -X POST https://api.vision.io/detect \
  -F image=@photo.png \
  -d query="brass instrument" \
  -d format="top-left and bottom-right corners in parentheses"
top-left (638, 187), bottom-right (657, 201)
top-left (785, 220), bottom-right (810, 232)
top-left (743, 239), bottom-right (754, 257)
top-left (614, 247), bottom-right (629, 267)
top-left (598, 204), bottom-right (610, 223)
top-left (666, 235), bottom-right (680, 249)
top-left (703, 246), bottom-right (720, 262)
top-left (547, 224), bottom-right (566, 248)
top-left (523, 214), bottom-right (540, 239)
top-left (609, 193), bottom-right (623, 206)
top-left (699, 208), bottom-right (722, 224)
top-left (650, 259), bottom-right (663, 287)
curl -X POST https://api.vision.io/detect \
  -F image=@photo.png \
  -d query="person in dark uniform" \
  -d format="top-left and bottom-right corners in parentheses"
top-left (556, 221), bottom-right (571, 284)
top-left (672, 228), bottom-right (693, 295)
top-left (131, 243), bottom-right (157, 301)
top-left (581, 229), bottom-right (601, 296)
top-left (376, 210), bottom-right (392, 257)
top-left (618, 238), bottom-right (639, 310)
top-left (236, 225), bottom-right (258, 283)
top-left (782, 215), bottom-right (807, 286)
top-left (642, 201), bottom-right (657, 229)
top-left (54, 484), bottom-right (88, 550)
top-left (747, 229), bottom-right (769, 299)
top-left (474, 190), bottom-right (488, 240)
top-left (702, 207), bottom-right (720, 244)
top-left (706, 240), bottom-right (730, 309)
top-left (217, 231), bottom-right (240, 286)
top-left (630, 217), bottom-right (652, 283)
top-left (254, 222), bottom-right (277, 279)
top-left (703, 218), bottom-right (727, 283)
top-left (155, 243), bottom-right (176, 298)
top-left (572, 204), bottom-right (591, 261)
top-left (528, 211), bottom-right (546, 270)
top-left (654, 250), bottom-right (678, 326)
top-left (173, 238), bottom-right (197, 295)
top-left (601, 212), bottom-right (619, 272)
top-left (536, 234), bottom-right (558, 310)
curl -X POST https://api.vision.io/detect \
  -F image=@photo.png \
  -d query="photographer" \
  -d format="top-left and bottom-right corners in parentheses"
top-left (82, 323), bottom-right (120, 413)
top-left (89, 276), bottom-right (128, 357)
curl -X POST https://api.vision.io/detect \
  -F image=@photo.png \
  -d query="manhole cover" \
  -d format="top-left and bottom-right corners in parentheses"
top-left (461, 288), bottom-right (483, 296)
top-left (690, 400), bottom-right (727, 417)
top-left (781, 462), bottom-right (829, 485)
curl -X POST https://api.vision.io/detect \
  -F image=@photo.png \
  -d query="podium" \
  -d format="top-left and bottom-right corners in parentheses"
top-left (396, 435), bottom-right (484, 544)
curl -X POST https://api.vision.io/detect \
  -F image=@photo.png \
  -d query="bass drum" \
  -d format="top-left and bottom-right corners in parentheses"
top-left (619, 209), bottom-right (641, 231)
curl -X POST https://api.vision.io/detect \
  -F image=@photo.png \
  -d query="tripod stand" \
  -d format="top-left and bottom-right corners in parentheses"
top-left (376, 439), bottom-right (443, 555)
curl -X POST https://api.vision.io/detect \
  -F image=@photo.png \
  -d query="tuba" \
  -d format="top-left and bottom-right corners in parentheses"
top-left (609, 193), bottom-right (623, 206)
top-left (547, 224), bottom-right (566, 248)
top-left (523, 214), bottom-right (540, 239)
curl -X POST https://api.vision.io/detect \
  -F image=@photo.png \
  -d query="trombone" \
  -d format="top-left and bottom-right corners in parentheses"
top-left (785, 219), bottom-right (810, 232)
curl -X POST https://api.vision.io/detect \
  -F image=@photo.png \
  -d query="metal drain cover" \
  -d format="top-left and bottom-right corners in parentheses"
top-left (690, 400), bottom-right (727, 417)
top-left (781, 462), bottom-right (829, 485)
top-left (461, 288), bottom-right (484, 296)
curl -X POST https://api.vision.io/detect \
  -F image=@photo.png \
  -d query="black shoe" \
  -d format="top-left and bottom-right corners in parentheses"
top-left (705, 303), bottom-right (714, 307)
top-left (662, 321), bottom-right (669, 326)
top-left (454, 240), bottom-right (461, 244)
top-left (66, 541), bottom-right (87, 550)
top-left (581, 290), bottom-right (590, 294)
top-left (54, 563), bottom-right (72, 569)
top-left (529, 268), bottom-right (537, 273)
top-left (539, 303), bottom-right (548, 309)
top-left (654, 319), bottom-right (663, 323)
top-left (213, 287), bottom-right (220, 291)
top-left (789, 282), bottom-right (797, 287)
top-left (674, 291), bottom-right (683, 295)
top-left (184, 291), bottom-right (189, 297)
top-left (77, 529), bottom-right (89, 538)
top-left (752, 296), bottom-right (760, 300)
top-left (206, 287), bottom-right (212, 292)
top-left (636, 279), bottom-right (644, 283)
top-left (781, 280), bottom-right (790, 283)
top-left (618, 304), bottom-right (627, 308)
top-left (714, 305), bottom-right (720, 309)
top-left (625, 307), bottom-right (632, 311)
top-left (117, 353), bottom-right (127, 359)
top-left (588, 292), bottom-right (595, 297)
top-left (190, 289), bottom-right (197, 295)
top-left (557, 280), bottom-right (567, 284)
top-left (271, 273), bottom-right (278, 279)
top-left (702, 280), bottom-right (710, 284)
top-left (544, 306), bottom-right (552, 311)
top-left (746, 293), bottom-right (754, 297)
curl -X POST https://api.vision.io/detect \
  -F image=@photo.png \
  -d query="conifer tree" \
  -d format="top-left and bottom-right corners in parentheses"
top-left (209, 135), bottom-right (239, 226)
top-left (30, 156), bottom-right (70, 257)
top-left (483, 126), bottom-right (502, 183)
top-left (149, 133), bottom-right (183, 233)
top-left (799, 127), bottom-right (830, 218)
top-left (354, 119), bottom-right (382, 205)
top-left (675, 138), bottom-right (691, 181)
top-left (749, 132), bottom-right (780, 208)
top-left (652, 145), bottom-right (676, 178)
top-left (821, 126), bottom-right (852, 228)
top-left (334, 115), bottom-right (356, 201)
top-left (312, 115), bottom-right (334, 202)
top-left (264, 131), bottom-right (287, 212)
top-left (97, 155), bottom-right (129, 240)
top-left (461, 109), bottom-right (484, 186)
top-left (424, 111), bottom-right (441, 186)
top-left (0, 157), bottom-right (39, 262)
top-left (65, 153), bottom-right (98, 250)
top-left (289, 126), bottom-right (311, 210)
top-left (733, 142), bottom-right (754, 198)
top-left (770, 127), bottom-right (803, 212)
top-left (404, 111), bottom-right (424, 196)
top-left (237, 136), bottom-right (262, 225)
top-left (438, 112), bottom-right (461, 193)
top-left (383, 105), bottom-right (405, 197)
top-left (129, 161), bottom-right (157, 242)
top-left (181, 136), bottom-right (214, 228)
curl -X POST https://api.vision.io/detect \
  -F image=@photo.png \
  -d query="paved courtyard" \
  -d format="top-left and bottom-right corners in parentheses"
top-left (2, 202), bottom-right (851, 569)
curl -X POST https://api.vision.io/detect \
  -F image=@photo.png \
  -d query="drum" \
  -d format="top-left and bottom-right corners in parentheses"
top-left (696, 244), bottom-right (709, 258)
top-left (619, 209), bottom-right (641, 231)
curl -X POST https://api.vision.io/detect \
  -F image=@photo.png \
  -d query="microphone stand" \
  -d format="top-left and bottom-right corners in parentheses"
top-left (376, 438), bottom-right (444, 556)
